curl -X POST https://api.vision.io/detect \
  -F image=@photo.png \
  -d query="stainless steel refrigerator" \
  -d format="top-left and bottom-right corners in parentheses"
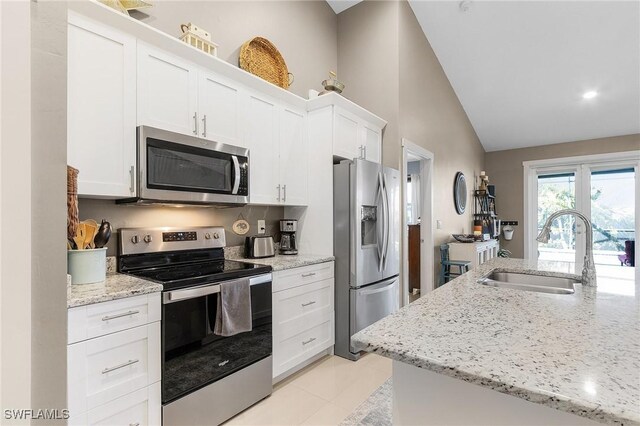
top-left (334, 158), bottom-right (400, 360)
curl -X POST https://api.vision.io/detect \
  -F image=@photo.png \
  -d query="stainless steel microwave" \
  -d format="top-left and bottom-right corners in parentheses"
top-left (118, 126), bottom-right (249, 206)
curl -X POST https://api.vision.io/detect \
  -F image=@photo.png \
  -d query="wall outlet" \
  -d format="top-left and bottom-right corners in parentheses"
top-left (257, 220), bottom-right (266, 234)
top-left (502, 221), bottom-right (519, 226)
top-left (436, 220), bottom-right (443, 230)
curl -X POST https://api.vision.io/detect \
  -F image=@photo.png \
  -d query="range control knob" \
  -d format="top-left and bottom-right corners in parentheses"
top-left (131, 235), bottom-right (140, 244)
top-left (213, 232), bottom-right (220, 240)
top-left (204, 232), bottom-right (212, 240)
top-left (143, 235), bottom-right (153, 243)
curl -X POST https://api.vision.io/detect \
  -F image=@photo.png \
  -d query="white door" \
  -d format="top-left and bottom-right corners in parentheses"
top-left (333, 107), bottom-right (360, 161)
top-left (198, 71), bottom-right (244, 146)
top-left (137, 43), bottom-right (198, 136)
top-left (67, 14), bottom-right (136, 198)
top-left (361, 122), bottom-right (382, 163)
top-left (279, 106), bottom-right (307, 206)
top-left (244, 93), bottom-right (279, 204)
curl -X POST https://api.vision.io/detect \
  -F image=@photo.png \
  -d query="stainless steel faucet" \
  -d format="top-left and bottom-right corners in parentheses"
top-left (536, 209), bottom-right (597, 286)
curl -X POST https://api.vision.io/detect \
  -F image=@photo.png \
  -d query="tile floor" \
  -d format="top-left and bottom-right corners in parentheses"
top-left (224, 353), bottom-right (392, 426)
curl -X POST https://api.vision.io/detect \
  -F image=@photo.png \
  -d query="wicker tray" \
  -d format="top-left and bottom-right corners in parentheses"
top-left (239, 37), bottom-right (291, 89)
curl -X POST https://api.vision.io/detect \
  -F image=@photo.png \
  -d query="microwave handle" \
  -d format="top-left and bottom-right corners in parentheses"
top-left (231, 155), bottom-right (241, 194)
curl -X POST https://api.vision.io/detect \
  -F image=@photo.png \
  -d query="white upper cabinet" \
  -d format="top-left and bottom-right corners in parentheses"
top-left (361, 122), bottom-right (382, 163)
top-left (67, 13), bottom-right (137, 198)
top-left (279, 107), bottom-right (308, 206)
top-left (198, 71), bottom-right (244, 146)
top-left (308, 93), bottom-right (386, 164)
top-left (333, 108), bottom-right (360, 161)
top-left (245, 93), bottom-right (280, 205)
top-left (137, 42), bottom-right (198, 136)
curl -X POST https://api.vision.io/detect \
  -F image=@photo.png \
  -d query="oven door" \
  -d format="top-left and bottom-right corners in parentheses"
top-left (161, 274), bottom-right (272, 405)
top-left (137, 126), bottom-right (249, 205)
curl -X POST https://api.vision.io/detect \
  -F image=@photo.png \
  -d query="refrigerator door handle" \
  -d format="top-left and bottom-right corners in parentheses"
top-left (376, 172), bottom-right (385, 272)
top-left (381, 173), bottom-right (390, 270)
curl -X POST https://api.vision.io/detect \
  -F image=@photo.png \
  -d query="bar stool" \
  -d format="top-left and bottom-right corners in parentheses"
top-left (439, 244), bottom-right (471, 286)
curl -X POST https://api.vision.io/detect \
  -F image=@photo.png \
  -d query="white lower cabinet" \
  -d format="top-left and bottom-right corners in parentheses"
top-left (69, 382), bottom-right (161, 426)
top-left (449, 240), bottom-right (499, 269)
top-left (68, 295), bottom-right (161, 425)
top-left (272, 262), bottom-right (335, 379)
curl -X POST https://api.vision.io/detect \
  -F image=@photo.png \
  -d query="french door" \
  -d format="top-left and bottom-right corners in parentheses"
top-left (525, 153), bottom-right (639, 274)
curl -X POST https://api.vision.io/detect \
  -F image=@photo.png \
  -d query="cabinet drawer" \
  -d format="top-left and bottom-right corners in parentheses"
top-left (273, 261), bottom-right (334, 293)
top-left (273, 278), bottom-right (333, 337)
top-left (69, 382), bottom-right (160, 426)
top-left (68, 323), bottom-right (161, 415)
top-left (273, 318), bottom-right (334, 377)
top-left (68, 293), bottom-right (161, 344)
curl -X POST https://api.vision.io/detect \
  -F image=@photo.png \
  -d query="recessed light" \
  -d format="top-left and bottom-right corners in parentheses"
top-left (582, 91), bottom-right (598, 99)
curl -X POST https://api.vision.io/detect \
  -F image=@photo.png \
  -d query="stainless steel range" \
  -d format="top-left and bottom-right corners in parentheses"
top-left (118, 227), bottom-right (272, 426)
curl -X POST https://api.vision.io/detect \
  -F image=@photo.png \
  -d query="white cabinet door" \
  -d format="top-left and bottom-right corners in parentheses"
top-left (279, 106), bottom-right (307, 206)
top-left (198, 71), bottom-right (244, 146)
top-left (333, 107), bottom-right (360, 161)
top-left (361, 122), bottom-right (382, 163)
top-left (67, 14), bottom-right (136, 198)
top-left (68, 383), bottom-right (160, 426)
top-left (245, 93), bottom-right (280, 204)
top-left (137, 42), bottom-right (198, 136)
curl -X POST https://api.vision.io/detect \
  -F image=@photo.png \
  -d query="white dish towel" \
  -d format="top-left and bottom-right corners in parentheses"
top-left (214, 278), bottom-right (252, 336)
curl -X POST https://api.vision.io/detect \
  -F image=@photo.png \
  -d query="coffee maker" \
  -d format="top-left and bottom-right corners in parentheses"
top-left (279, 219), bottom-right (298, 255)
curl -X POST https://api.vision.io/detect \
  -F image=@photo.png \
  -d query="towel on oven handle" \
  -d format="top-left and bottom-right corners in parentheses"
top-left (214, 278), bottom-right (253, 336)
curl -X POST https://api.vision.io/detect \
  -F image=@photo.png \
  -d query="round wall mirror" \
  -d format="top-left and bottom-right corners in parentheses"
top-left (454, 172), bottom-right (467, 215)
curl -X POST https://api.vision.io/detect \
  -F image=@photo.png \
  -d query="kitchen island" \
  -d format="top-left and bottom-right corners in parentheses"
top-left (352, 258), bottom-right (639, 426)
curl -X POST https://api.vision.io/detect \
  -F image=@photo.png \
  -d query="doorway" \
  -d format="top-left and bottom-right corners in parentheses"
top-left (524, 151), bottom-right (639, 284)
top-left (401, 139), bottom-right (434, 306)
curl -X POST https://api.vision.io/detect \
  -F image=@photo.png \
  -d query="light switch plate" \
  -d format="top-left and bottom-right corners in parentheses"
top-left (436, 220), bottom-right (442, 229)
top-left (257, 220), bottom-right (266, 234)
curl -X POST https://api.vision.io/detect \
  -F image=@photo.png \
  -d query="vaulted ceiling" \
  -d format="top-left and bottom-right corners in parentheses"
top-left (326, 1), bottom-right (640, 152)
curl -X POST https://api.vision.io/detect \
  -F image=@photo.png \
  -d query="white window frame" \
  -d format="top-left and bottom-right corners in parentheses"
top-left (523, 150), bottom-right (640, 268)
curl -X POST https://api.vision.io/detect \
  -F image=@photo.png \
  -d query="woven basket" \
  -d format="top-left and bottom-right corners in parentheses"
top-left (239, 37), bottom-right (292, 89)
top-left (67, 166), bottom-right (79, 241)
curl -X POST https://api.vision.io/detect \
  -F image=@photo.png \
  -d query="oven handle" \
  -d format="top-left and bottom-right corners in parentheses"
top-left (231, 155), bottom-right (241, 195)
top-left (163, 273), bottom-right (272, 304)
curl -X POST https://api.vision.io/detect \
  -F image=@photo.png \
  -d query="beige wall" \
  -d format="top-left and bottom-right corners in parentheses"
top-left (338, 0), bottom-right (485, 286)
top-left (30, 0), bottom-right (68, 416)
top-left (1, 0), bottom-right (33, 416)
top-left (337, 0), bottom-right (400, 167)
top-left (485, 133), bottom-right (640, 258)
top-left (79, 200), bottom-right (284, 256)
top-left (132, 1), bottom-right (337, 98)
top-left (398, 0), bottom-right (485, 247)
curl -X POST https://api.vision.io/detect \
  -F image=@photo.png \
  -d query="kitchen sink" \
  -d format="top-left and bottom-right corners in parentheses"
top-left (477, 271), bottom-right (578, 294)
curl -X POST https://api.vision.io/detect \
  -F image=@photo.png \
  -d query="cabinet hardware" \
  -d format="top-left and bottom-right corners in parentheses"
top-left (101, 310), bottom-right (140, 321)
top-left (102, 359), bottom-right (139, 374)
top-left (283, 184), bottom-right (287, 202)
top-left (129, 165), bottom-right (135, 194)
top-left (277, 184), bottom-right (281, 202)
top-left (301, 301), bottom-right (316, 307)
top-left (130, 423), bottom-right (140, 426)
top-left (359, 145), bottom-right (364, 159)
top-left (193, 112), bottom-right (198, 135)
top-left (363, 145), bottom-right (367, 159)
top-left (301, 272), bottom-right (316, 277)
top-left (302, 337), bottom-right (316, 345)
top-left (202, 115), bottom-right (207, 138)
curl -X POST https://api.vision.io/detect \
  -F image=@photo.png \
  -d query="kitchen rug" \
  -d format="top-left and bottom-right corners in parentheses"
top-left (340, 379), bottom-right (392, 426)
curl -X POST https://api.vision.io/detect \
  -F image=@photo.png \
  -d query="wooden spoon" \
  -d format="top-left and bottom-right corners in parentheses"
top-left (83, 219), bottom-right (98, 249)
top-left (74, 223), bottom-right (86, 251)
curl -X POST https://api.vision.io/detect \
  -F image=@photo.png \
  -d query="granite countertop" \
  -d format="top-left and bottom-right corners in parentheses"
top-left (67, 272), bottom-right (163, 308)
top-left (352, 258), bottom-right (640, 425)
top-left (225, 246), bottom-right (334, 271)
